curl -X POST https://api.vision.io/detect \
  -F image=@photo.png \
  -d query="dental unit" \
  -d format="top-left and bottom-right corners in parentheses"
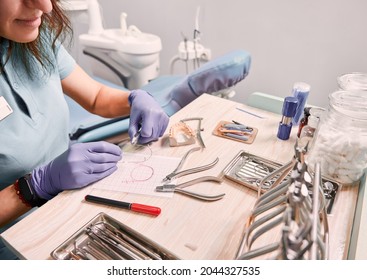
top-left (79, 0), bottom-right (162, 89)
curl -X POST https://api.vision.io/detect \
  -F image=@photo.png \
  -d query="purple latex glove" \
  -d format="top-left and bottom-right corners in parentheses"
top-left (128, 89), bottom-right (169, 144)
top-left (31, 141), bottom-right (122, 200)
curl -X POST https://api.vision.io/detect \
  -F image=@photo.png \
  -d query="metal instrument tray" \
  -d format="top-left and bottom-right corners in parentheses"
top-left (51, 212), bottom-right (179, 260)
top-left (222, 151), bottom-right (340, 214)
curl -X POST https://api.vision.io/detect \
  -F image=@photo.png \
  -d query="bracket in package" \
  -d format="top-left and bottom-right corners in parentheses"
top-left (212, 120), bottom-right (258, 144)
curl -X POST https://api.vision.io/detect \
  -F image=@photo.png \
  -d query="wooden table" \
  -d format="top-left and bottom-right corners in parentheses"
top-left (1, 94), bottom-right (361, 260)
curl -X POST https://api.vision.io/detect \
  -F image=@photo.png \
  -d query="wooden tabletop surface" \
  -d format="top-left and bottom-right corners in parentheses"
top-left (1, 94), bottom-right (359, 260)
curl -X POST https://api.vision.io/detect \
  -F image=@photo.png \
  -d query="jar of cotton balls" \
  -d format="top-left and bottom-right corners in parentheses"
top-left (306, 90), bottom-right (367, 185)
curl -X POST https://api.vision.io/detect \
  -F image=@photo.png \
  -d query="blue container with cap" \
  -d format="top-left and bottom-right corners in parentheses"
top-left (277, 96), bottom-right (298, 140)
top-left (292, 82), bottom-right (310, 125)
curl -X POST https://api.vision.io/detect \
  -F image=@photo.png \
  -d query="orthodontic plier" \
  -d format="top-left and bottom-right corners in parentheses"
top-left (158, 147), bottom-right (225, 201)
top-left (162, 147), bottom-right (219, 182)
top-left (156, 176), bottom-right (225, 201)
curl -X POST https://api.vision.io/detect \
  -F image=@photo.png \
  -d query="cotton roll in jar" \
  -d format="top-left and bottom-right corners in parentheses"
top-left (306, 90), bottom-right (367, 185)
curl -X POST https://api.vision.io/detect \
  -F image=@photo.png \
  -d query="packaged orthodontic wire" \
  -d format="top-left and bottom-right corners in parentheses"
top-left (292, 82), bottom-right (311, 126)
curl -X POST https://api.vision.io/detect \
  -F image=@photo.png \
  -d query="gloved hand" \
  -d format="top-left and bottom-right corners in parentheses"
top-left (31, 141), bottom-right (122, 200)
top-left (128, 89), bottom-right (169, 144)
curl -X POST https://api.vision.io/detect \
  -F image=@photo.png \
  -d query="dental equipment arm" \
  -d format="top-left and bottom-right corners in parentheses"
top-left (83, 47), bottom-right (129, 87)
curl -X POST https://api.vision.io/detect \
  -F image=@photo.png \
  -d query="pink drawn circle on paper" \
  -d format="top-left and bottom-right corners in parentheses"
top-left (129, 164), bottom-right (154, 182)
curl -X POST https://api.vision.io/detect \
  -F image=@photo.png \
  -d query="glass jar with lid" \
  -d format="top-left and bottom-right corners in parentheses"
top-left (338, 72), bottom-right (367, 91)
top-left (306, 90), bottom-right (367, 185)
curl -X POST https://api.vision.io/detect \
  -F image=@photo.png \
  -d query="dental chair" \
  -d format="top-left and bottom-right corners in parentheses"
top-left (67, 49), bottom-right (252, 143)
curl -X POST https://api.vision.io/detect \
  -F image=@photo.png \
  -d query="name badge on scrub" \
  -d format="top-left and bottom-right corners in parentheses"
top-left (0, 96), bottom-right (13, 121)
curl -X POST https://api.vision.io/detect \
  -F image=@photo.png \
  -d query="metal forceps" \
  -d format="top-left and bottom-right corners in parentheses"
top-left (156, 147), bottom-right (225, 201)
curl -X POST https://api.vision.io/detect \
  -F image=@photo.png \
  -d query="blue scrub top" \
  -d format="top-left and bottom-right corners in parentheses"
top-left (0, 40), bottom-right (76, 190)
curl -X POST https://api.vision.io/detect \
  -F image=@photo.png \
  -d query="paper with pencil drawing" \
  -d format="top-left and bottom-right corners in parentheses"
top-left (91, 152), bottom-right (181, 197)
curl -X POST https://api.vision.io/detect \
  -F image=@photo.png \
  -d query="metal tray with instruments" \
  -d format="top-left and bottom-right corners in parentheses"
top-left (51, 212), bottom-right (179, 260)
top-left (222, 151), bottom-right (340, 214)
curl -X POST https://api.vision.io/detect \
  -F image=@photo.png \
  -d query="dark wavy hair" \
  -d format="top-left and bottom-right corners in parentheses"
top-left (1, 0), bottom-right (73, 76)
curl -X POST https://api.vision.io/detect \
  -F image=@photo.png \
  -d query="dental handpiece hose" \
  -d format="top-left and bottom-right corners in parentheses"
top-left (277, 96), bottom-right (298, 140)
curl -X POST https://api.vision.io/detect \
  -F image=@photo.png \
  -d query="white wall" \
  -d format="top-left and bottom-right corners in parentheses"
top-left (68, 0), bottom-right (367, 108)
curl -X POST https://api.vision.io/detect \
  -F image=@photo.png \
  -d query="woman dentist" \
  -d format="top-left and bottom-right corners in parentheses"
top-left (0, 0), bottom-right (169, 259)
